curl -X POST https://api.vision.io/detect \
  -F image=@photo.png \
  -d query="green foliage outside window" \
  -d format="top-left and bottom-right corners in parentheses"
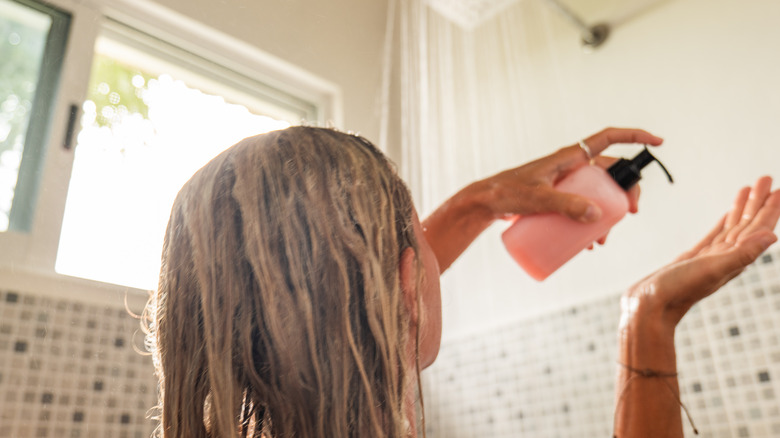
top-left (86, 54), bottom-right (154, 128)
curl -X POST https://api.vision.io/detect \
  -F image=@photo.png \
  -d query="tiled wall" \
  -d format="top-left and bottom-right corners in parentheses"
top-left (3, 249), bottom-right (779, 437)
top-left (422, 249), bottom-right (780, 438)
top-left (0, 290), bottom-right (157, 438)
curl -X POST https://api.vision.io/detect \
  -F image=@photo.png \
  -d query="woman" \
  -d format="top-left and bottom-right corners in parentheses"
top-left (147, 126), bottom-right (780, 437)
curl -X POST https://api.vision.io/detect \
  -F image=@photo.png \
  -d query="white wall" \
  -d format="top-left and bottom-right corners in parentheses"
top-left (149, 0), bottom-right (392, 147)
top-left (434, 0), bottom-right (780, 341)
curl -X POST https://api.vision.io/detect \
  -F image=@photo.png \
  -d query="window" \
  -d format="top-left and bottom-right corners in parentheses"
top-left (55, 21), bottom-right (317, 290)
top-left (0, 0), bottom-right (70, 231)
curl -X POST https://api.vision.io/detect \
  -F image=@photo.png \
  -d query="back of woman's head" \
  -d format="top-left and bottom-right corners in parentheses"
top-left (147, 127), bottom-right (418, 438)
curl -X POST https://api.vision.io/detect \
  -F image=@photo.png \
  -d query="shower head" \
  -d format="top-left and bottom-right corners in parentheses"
top-left (425, 0), bottom-right (609, 49)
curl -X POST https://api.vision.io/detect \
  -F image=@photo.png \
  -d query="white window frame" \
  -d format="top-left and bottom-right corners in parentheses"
top-left (0, 0), bottom-right (342, 302)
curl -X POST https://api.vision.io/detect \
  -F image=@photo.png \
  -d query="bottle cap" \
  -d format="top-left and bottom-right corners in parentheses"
top-left (607, 145), bottom-right (673, 191)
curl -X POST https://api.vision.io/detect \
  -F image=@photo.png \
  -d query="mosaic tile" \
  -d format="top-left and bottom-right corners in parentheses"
top-left (423, 249), bottom-right (780, 437)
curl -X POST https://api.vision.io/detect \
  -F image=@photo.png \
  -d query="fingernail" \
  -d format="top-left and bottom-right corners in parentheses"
top-left (582, 205), bottom-right (602, 222)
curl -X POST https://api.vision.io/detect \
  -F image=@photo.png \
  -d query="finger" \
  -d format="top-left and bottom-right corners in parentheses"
top-left (674, 214), bottom-right (727, 262)
top-left (530, 187), bottom-right (602, 222)
top-left (627, 185), bottom-right (641, 214)
top-left (582, 127), bottom-right (664, 157)
top-left (549, 132), bottom-right (654, 179)
top-left (664, 231), bottom-right (777, 308)
top-left (726, 177), bottom-right (773, 243)
top-left (548, 145), bottom-right (595, 178)
top-left (720, 231), bottom-right (777, 276)
top-left (713, 186), bottom-right (751, 245)
top-left (736, 189), bottom-right (780, 243)
top-left (743, 176), bottom-right (774, 219)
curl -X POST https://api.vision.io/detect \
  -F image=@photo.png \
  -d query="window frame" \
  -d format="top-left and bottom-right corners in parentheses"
top-left (0, 0), bottom-right (342, 291)
top-left (4, 0), bottom-right (71, 233)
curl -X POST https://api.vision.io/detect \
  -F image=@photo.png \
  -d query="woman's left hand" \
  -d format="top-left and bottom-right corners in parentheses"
top-left (476, 128), bottom-right (664, 225)
top-left (423, 127), bottom-right (663, 272)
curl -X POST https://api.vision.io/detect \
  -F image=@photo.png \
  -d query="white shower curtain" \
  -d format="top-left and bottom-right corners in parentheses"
top-left (387, 0), bottom-right (601, 339)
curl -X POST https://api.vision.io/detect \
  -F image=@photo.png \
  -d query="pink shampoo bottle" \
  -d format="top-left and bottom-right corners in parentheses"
top-left (502, 146), bottom-right (673, 281)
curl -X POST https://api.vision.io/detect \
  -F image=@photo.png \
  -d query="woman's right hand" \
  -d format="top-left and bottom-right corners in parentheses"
top-left (614, 176), bottom-right (780, 438)
top-left (624, 176), bottom-right (780, 330)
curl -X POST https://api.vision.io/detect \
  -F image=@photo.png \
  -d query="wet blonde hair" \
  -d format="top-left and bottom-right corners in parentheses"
top-left (146, 127), bottom-right (420, 437)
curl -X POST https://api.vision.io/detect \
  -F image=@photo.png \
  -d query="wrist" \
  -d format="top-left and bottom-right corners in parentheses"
top-left (618, 293), bottom-right (677, 371)
top-left (454, 179), bottom-right (501, 223)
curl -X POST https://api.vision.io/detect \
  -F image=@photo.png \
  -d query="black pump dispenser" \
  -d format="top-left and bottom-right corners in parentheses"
top-left (607, 145), bottom-right (674, 191)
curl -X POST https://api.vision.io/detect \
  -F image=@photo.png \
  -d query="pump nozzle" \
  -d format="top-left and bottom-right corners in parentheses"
top-left (607, 145), bottom-right (673, 191)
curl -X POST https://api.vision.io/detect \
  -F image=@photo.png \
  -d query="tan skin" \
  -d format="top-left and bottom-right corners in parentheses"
top-left (422, 127), bottom-right (661, 272)
top-left (616, 176), bottom-right (780, 437)
top-left (401, 128), bottom-right (780, 437)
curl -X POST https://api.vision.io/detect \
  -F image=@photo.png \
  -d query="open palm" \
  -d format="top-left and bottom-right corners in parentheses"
top-left (628, 176), bottom-right (780, 325)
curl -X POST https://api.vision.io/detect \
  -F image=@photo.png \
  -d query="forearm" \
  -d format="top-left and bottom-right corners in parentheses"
top-left (422, 180), bottom-right (496, 273)
top-left (614, 299), bottom-right (684, 438)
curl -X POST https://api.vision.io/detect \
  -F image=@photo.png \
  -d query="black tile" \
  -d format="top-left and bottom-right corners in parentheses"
top-left (729, 326), bottom-right (740, 337)
top-left (120, 414), bottom-right (131, 424)
top-left (41, 393), bottom-right (54, 404)
top-left (114, 338), bottom-right (124, 348)
top-left (93, 380), bottom-right (104, 391)
top-left (761, 253), bottom-right (773, 264)
top-left (759, 371), bottom-right (771, 382)
top-left (14, 341), bottom-right (28, 353)
top-left (5, 292), bottom-right (19, 303)
top-left (73, 411), bottom-right (85, 422)
top-left (692, 382), bottom-right (702, 393)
